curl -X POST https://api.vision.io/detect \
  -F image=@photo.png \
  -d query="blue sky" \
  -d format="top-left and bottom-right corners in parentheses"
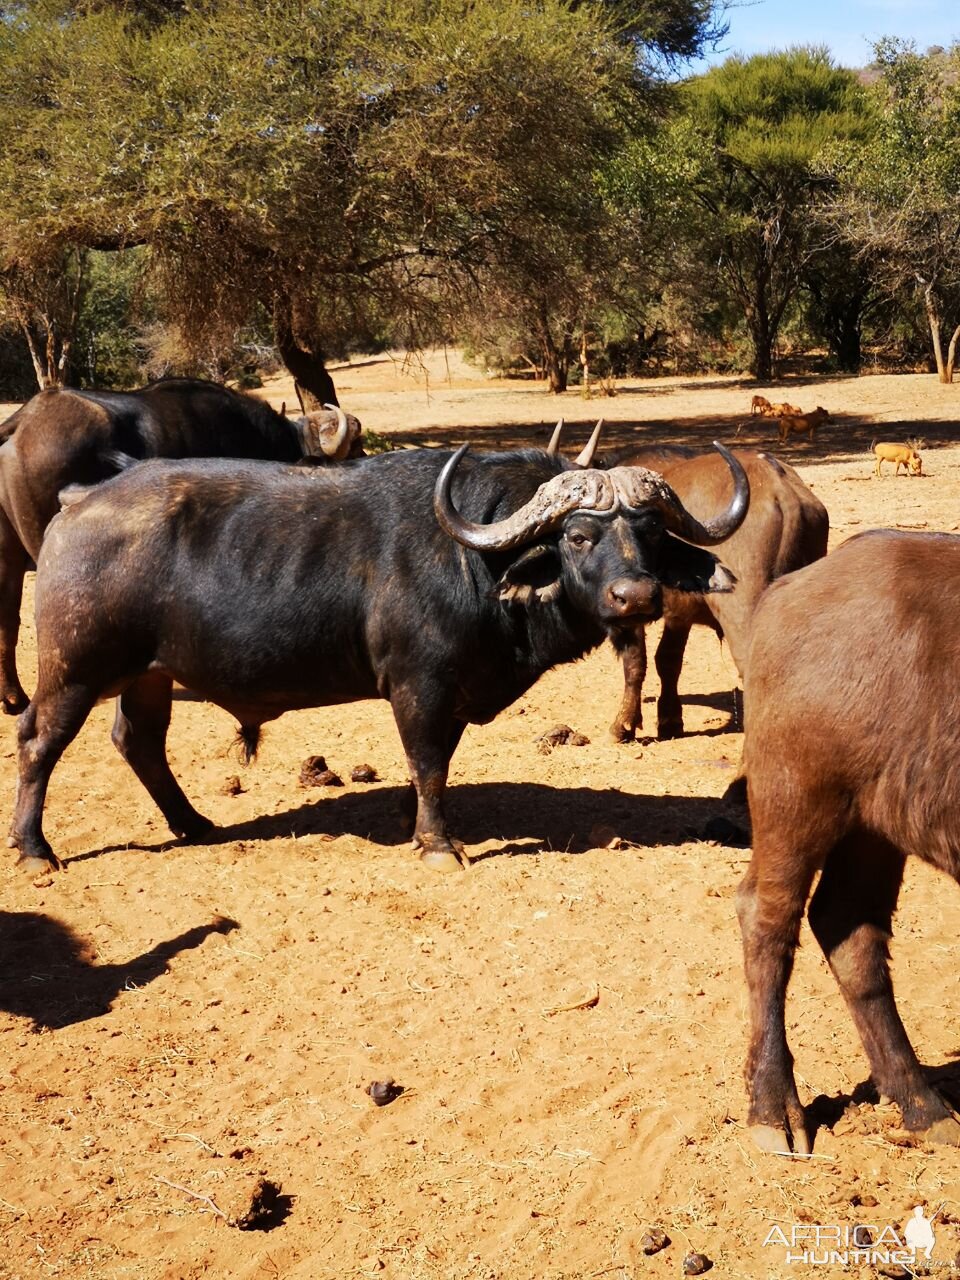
top-left (703, 0), bottom-right (956, 69)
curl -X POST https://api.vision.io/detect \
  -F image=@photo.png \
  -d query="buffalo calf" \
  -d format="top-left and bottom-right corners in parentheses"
top-left (738, 530), bottom-right (960, 1153)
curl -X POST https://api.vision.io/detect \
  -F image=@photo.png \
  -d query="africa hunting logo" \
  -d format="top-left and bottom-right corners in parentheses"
top-left (763, 1205), bottom-right (939, 1267)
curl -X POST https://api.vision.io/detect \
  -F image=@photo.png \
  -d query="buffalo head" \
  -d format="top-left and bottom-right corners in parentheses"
top-left (434, 441), bottom-right (748, 631)
top-left (293, 403), bottom-right (365, 460)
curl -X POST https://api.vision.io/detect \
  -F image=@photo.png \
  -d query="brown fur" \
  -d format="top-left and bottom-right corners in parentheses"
top-left (737, 530), bottom-right (960, 1154)
top-left (750, 395), bottom-right (772, 416)
top-left (874, 442), bottom-right (922, 477)
top-left (608, 448), bottom-right (828, 742)
top-left (777, 406), bottom-right (830, 443)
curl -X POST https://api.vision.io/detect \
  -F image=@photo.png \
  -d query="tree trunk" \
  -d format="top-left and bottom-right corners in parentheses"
top-left (946, 323), bottom-right (960, 385)
top-left (273, 297), bottom-right (339, 409)
top-left (923, 285), bottom-right (949, 383)
top-left (580, 329), bottom-right (591, 399)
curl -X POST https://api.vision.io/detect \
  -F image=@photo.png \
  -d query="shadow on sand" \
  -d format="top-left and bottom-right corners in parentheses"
top-left (0, 911), bottom-right (237, 1028)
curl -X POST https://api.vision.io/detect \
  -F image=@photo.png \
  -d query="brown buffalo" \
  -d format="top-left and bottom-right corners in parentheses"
top-left (737, 530), bottom-right (960, 1154)
top-left (0, 379), bottom-right (362, 714)
top-left (608, 446), bottom-right (828, 742)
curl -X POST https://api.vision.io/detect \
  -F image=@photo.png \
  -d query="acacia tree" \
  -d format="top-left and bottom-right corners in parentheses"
top-left (677, 48), bottom-right (871, 380)
top-left (825, 41), bottom-right (960, 383)
top-left (0, 0), bottom-right (720, 397)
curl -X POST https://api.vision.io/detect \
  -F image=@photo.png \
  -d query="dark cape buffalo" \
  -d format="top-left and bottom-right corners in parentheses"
top-left (0, 378), bottom-right (362, 714)
top-left (10, 442), bottom-right (748, 874)
top-left (607, 445), bottom-right (828, 742)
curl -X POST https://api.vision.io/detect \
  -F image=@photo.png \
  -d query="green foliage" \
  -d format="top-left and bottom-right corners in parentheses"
top-left (824, 40), bottom-right (960, 378)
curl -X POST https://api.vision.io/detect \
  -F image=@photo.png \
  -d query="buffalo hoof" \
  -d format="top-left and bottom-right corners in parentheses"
top-left (1, 690), bottom-right (28, 716)
top-left (657, 719), bottom-right (684, 741)
top-left (749, 1121), bottom-right (811, 1156)
top-left (609, 723), bottom-right (636, 744)
top-left (16, 850), bottom-right (62, 875)
top-left (415, 833), bottom-right (469, 872)
top-left (420, 849), bottom-right (464, 873)
top-left (172, 815), bottom-right (215, 842)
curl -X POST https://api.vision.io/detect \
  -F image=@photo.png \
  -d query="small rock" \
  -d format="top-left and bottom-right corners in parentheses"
top-left (221, 775), bottom-right (245, 796)
top-left (350, 764), bottom-right (379, 783)
top-left (537, 724), bottom-right (590, 754)
top-left (641, 1227), bottom-right (669, 1255)
top-left (367, 1078), bottom-right (403, 1107)
top-left (682, 1253), bottom-right (712, 1276)
top-left (299, 756), bottom-right (343, 788)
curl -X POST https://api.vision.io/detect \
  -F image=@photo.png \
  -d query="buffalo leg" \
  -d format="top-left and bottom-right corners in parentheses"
top-left (808, 834), bottom-right (960, 1143)
top-left (736, 848), bottom-right (821, 1154)
top-left (391, 690), bottom-right (466, 872)
top-left (9, 684), bottom-right (98, 870)
top-left (0, 512), bottom-right (31, 714)
top-left (111, 674), bottom-right (213, 841)
top-left (654, 622), bottom-right (690, 739)
top-left (609, 627), bottom-right (646, 743)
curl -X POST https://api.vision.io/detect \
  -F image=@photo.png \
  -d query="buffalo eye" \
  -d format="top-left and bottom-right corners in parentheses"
top-left (566, 531), bottom-right (590, 549)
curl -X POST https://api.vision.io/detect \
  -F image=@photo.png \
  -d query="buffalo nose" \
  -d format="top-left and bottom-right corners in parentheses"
top-left (606, 576), bottom-right (661, 618)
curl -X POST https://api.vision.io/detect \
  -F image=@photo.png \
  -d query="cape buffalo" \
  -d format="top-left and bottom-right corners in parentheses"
top-left (10, 442), bottom-right (748, 875)
top-left (738, 530), bottom-right (960, 1153)
top-left (608, 446), bottom-right (828, 742)
top-left (0, 379), bottom-right (362, 714)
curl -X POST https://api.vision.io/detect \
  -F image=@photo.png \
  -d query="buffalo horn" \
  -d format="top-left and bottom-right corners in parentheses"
top-left (614, 442), bottom-right (749, 545)
top-left (574, 418), bottom-right (604, 468)
top-left (320, 403), bottom-right (350, 458)
top-left (435, 446), bottom-right (618, 552)
top-left (545, 419), bottom-right (564, 455)
top-left (434, 441), bottom-right (748, 554)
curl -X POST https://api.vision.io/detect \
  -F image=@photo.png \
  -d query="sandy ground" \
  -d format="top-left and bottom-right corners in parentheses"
top-left (2, 356), bottom-right (960, 1279)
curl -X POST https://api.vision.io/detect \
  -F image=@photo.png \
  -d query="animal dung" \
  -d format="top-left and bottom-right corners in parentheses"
top-left (367, 1078), bottom-right (404, 1107)
top-left (640, 1227), bottom-right (669, 1255)
top-left (221, 775), bottom-right (245, 796)
top-left (536, 724), bottom-right (590, 754)
top-left (298, 756), bottom-right (343, 788)
top-left (682, 1253), bottom-right (712, 1275)
top-left (350, 763), bottom-right (379, 783)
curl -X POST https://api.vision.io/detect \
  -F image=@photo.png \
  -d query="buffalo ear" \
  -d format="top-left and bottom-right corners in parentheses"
top-left (660, 533), bottom-right (737, 594)
top-left (493, 543), bottom-right (563, 605)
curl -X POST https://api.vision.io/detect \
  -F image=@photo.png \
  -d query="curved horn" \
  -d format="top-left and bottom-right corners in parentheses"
top-left (574, 418), bottom-right (604, 468)
top-left (546, 419), bottom-right (564, 456)
top-left (320, 403), bottom-right (350, 458)
top-left (434, 446), bottom-right (618, 552)
top-left (613, 442), bottom-right (749, 545)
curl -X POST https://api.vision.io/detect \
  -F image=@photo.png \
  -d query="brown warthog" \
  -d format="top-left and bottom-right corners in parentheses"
top-left (874, 441), bottom-right (923, 476)
top-left (777, 406), bottom-right (830, 443)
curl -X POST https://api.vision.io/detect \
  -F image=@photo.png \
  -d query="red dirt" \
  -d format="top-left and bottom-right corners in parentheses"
top-left (2, 357), bottom-right (960, 1278)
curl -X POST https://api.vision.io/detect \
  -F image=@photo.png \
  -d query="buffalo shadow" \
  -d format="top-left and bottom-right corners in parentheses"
top-left (806, 1056), bottom-right (960, 1146)
top-left (0, 911), bottom-right (237, 1029)
top-left (64, 780), bottom-right (749, 867)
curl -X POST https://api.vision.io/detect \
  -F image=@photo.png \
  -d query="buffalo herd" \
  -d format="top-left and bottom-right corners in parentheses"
top-left (2, 376), bottom-right (956, 1157)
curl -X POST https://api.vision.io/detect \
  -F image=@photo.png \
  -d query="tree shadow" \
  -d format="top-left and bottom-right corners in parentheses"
top-left (390, 407), bottom-right (955, 474)
top-left (64, 781), bottom-right (749, 867)
top-left (0, 911), bottom-right (238, 1029)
